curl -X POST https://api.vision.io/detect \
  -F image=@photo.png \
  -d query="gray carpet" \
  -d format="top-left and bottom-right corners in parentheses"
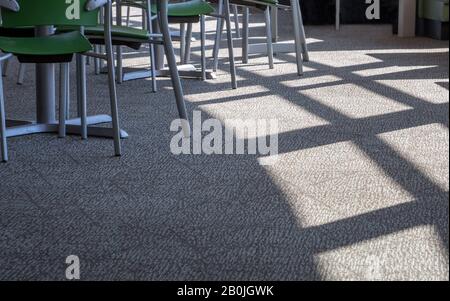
top-left (0, 9), bottom-right (449, 280)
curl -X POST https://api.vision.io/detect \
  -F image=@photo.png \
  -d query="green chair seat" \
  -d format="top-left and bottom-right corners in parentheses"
top-left (0, 31), bottom-right (92, 56)
top-left (122, 0), bottom-right (215, 17)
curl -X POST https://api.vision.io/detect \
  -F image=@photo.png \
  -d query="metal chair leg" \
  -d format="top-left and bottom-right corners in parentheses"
top-left (264, 7), bottom-right (274, 69)
top-left (126, 5), bottom-right (131, 26)
top-left (17, 63), bottom-right (26, 85)
top-left (296, 0), bottom-right (309, 62)
top-left (59, 63), bottom-right (68, 138)
top-left (290, 0), bottom-right (304, 76)
top-left (0, 65), bottom-right (7, 162)
top-left (116, 3), bottom-right (123, 84)
top-left (116, 47), bottom-right (123, 84)
top-left (157, 0), bottom-right (190, 137)
top-left (94, 45), bottom-right (101, 75)
top-left (200, 15), bottom-right (207, 81)
top-left (76, 53), bottom-right (82, 118)
top-left (65, 64), bottom-right (70, 120)
top-left (180, 23), bottom-right (186, 64)
top-left (105, 1), bottom-right (122, 156)
top-left (271, 7), bottom-right (278, 43)
top-left (183, 23), bottom-right (193, 64)
top-left (242, 7), bottom-right (249, 64)
top-left (1, 59), bottom-right (9, 77)
top-left (212, 0), bottom-right (224, 71)
top-left (77, 53), bottom-right (88, 140)
top-left (233, 5), bottom-right (240, 39)
top-left (224, 0), bottom-right (237, 89)
top-left (145, 0), bottom-right (157, 92)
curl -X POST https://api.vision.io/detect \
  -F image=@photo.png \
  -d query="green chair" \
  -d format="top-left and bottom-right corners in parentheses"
top-left (0, 26), bottom-right (33, 84)
top-left (95, 1), bottom-right (158, 90)
top-left (0, 0), bottom-right (121, 161)
top-left (0, 53), bottom-right (13, 162)
top-left (60, 0), bottom-right (191, 134)
top-left (118, 0), bottom-right (228, 87)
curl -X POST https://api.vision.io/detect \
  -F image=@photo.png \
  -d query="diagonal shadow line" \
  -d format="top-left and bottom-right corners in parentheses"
top-left (306, 60), bottom-right (449, 112)
top-left (274, 103), bottom-right (448, 155)
top-left (354, 136), bottom-right (449, 252)
top-left (436, 82), bottom-right (449, 90)
top-left (307, 192), bottom-right (449, 254)
top-left (186, 90), bottom-right (274, 105)
top-left (133, 16), bottom-right (450, 275)
top-left (223, 50), bottom-right (449, 254)
top-left (123, 28), bottom-right (449, 259)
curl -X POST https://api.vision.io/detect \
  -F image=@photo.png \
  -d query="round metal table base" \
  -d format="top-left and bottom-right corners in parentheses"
top-left (5, 114), bottom-right (128, 139)
top-left (101, 64), bottom-right (217, 81)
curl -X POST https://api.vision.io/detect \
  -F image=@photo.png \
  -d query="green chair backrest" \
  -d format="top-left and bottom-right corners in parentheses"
top-left (1, 0), bottom-right (99, 28)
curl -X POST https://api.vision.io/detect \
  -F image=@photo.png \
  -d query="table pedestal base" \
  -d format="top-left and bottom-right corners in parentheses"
top-left (5, 114), bottom-right (128, 139)
top-left (103, 64), bottom-right (216, 81)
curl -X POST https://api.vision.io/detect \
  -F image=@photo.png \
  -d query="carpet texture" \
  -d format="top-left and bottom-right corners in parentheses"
top-left (0, 8), bottom-right (448, 280)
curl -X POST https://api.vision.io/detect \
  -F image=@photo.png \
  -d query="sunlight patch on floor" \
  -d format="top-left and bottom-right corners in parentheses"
top-left (377, 79), bottom-right (450, 104)
top-left (377, 123), bottom-right (449, 191)
top-left (300, 83), bottom-right (412, 118)
top-left (314, 225), bottom-right (449, 280)
top-left (353, 65), bottom-right (437, 77)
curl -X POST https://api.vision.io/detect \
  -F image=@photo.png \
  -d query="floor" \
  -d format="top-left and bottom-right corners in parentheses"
top-left (0, 9), bottom-right (449, 280)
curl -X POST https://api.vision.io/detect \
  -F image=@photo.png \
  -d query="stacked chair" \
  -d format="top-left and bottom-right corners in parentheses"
top-left (118, 0), bottom-right (238, 88)
top-left (0, 0), bottom-right (190, 162)
top-left (117, 0), bottom-right (217, 85)
top-left (0, 0), bottom-right (121, 162)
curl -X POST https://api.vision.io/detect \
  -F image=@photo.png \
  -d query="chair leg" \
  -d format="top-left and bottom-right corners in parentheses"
top-left (212, 0), bottom-right (224, 71)
top-left (157, 0), bottom-right (190, 137)
top-left (126, 5), bottom-right (131, 27)
top-left (290, 0), bottom-right (304, 76)
top-left (1, 59), bottom-right (9, 77)
top-left (77, 54), bottom-right (88, 140)
top-left (148, 47), bottom-right (157, 94)
top-left (242, 7), bottom-right (249, 64)
top-left (116, 46), bottom-right (123, 84)
top-left (0, 67), bottom-right (7, 162)
top-left (224, 0), bottom-right (237, 89)
top-left (233, 5), bottom-right (240, 39)
top-left (183, 23), bottom-right (193, 64)
top-left (116, 4), bottom-right (123, 84)
top-left (105, 5), bottom-right (122, 156)
top-left (59, 63), bottom-right (69, 138)
top-left (180, 24), bottom-right (186, 64)
top-left (17, 63), bottom-right (26, 85)
top-left (200, 15), bottom-right (207, 81)
top-left (65, 64), bottom-right (70, 119)
top-left (94, 45), bottom-right (101, 75)
top-left (296, 0), bottom-right (309, 62)
top-left (145, 2), bottom-right (157, 93)
top-left (264, 7), bottom-right (274, 69)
